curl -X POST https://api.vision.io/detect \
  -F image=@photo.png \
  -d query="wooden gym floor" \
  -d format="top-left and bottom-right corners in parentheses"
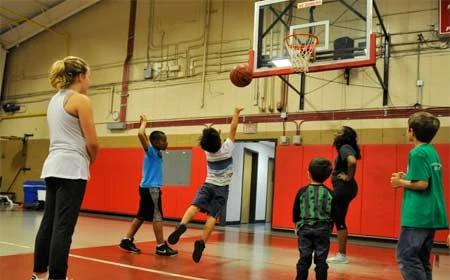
top-left (0, 210), bottom-right (448, 279)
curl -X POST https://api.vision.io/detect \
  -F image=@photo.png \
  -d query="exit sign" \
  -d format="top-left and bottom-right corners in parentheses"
top-left (439, 0), bottom-right (450, 35)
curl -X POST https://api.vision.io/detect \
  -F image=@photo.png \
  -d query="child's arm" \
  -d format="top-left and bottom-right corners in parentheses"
top-left (292, 190), bottom-right (302, 236)
top-left (228, 107), bottom-right (244, 142)
top-left (137, 115), bottom-right (150, 150)
top-left (390, 172), bottom-right (428, 190)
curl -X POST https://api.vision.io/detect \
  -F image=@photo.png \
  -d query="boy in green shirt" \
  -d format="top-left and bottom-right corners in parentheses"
top-left (391, 112), bottom-right (448, 280)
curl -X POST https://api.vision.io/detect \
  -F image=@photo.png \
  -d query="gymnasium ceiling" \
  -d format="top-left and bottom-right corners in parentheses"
top-left (0, 0), bottom-right (101, 50)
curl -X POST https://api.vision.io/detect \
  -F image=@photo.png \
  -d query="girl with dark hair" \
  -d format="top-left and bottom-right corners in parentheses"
top-left (327, 126), bottom-right (361, 264)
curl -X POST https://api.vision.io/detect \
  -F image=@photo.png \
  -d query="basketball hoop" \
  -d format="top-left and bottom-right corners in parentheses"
top-left (284, 33), bottom-right (319, 73)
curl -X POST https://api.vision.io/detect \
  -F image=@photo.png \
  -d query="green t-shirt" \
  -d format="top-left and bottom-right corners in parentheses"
top-left (402, 144), bottom-right (449, 229)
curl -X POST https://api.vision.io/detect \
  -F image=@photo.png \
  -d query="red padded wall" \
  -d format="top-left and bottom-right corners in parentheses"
top-left (271, 144), bottom-right (450, 243)
top-left (272, 146), bottom-right (303, 229)
top-left (299, 145), bottom-right (334, 187)
top-left (360, 145), bottom-right (397, 238)
top-left (83, 143), bottom-right (449, 243)
top-left (82, 148), bottom-right (142, 214)
top-left (82, 147), bottom-right (208, 221)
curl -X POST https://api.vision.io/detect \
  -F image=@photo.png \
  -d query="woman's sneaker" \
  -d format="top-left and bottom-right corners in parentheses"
top-left (327, 252), bottom-right (349, 264)
top-left (168, 224), bottom-right (187, 245)
top-left (156, 242), bottom-right (178, 256)
top-left (119, 237), bottom-right (141, 253)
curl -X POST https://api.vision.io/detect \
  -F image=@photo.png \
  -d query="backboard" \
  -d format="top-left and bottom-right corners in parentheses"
top-left (251, 0), bottom-right (375, 77)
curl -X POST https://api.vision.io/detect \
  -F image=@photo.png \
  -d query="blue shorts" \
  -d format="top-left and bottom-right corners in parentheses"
top-left (192, 183), bottom-right (229, 218)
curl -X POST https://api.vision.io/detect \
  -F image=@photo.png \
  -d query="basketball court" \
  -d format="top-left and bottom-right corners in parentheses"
top-left (0, 0), bottom-right (449, 279)
top-left (1, 211), bottom-right (449, 279)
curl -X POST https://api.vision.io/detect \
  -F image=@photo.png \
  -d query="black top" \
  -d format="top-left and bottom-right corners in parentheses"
top-left (332, 144), bottom-right (356, 180)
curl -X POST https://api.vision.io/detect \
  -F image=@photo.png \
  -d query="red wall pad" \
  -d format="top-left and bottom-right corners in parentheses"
top-left (272, 146), bottom-right (304, 229)
top-left (271, 144), bottom-right (450, 243)
top-left (360, 145), bottom-right (397, 238)
top-left (83, 144), bottom-right (449, 243)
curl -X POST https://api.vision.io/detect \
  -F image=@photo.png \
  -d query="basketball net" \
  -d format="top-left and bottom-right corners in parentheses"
top-left (284, 33), bottom-right (319, 73)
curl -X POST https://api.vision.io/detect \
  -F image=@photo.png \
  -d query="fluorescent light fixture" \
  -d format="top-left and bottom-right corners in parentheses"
top-left (271, 58), bottom-right (291, 67)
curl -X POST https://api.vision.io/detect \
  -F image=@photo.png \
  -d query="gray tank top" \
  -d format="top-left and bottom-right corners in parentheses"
top-left (41, 89), bottom-right (91, 180)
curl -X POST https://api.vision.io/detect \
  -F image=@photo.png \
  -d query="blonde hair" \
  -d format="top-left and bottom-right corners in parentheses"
top-left (49, 56), bottom-right (89, 89)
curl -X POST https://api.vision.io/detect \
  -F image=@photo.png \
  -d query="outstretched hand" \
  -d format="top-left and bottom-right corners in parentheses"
top-left (140, 114), bottom-right (148, 124)
top-left (234, 107), bottom-right (244, 115)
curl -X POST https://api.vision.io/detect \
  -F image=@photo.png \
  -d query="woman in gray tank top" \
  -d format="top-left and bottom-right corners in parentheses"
top-left (31, 56), bottom-right (99, 280)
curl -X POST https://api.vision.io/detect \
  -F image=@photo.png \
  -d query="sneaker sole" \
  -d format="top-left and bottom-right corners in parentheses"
top-left (168, 225), bottom-right (187, 245)
top-left (156, 252), bottom-right (179, 257)
top-left (327, 259), bottom-right (349, 264)
top-left (192, 241), bottom-right (205, 263)
top-left (119, 245), bottom-right (141, 254)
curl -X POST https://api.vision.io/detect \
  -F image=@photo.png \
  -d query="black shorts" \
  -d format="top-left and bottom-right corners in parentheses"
top-left (136, 187), bottom-right (163, 222)
top-left (192, 183), bottom-right (229, 218)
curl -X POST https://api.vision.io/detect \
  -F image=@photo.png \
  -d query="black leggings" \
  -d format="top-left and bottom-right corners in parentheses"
top-left (332, 179), bottom-right (357, 230)
top-left (34, 177), bottom-right (86, 279)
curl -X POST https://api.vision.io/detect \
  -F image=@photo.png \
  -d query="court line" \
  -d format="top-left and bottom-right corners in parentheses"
top-left (0, 241), bottom-right (32, 249)
top-left (0, 241), bottom-right (207, 280)
top-left (69, 254), bottom-right (208, 280)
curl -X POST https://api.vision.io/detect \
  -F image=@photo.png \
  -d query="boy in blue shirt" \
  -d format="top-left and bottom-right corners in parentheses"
top-left (391, 112), bottom-right (448, 279)
top-left (119, 114), bottom-right (177, 256)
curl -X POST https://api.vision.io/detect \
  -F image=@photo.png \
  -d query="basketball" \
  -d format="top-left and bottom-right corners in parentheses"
top-left (230, 63), bottom-right (253, 87)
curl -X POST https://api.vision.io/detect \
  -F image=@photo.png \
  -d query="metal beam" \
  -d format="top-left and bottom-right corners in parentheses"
top-left (277, 74), bottom-right (301, 96)
top-left (373, 0), bottom-right (388, 38)
top-left (0, 0), bottom-right (101, 50)
top-left (337, 0), bottom-right (366, 22)
top-left (299, 73), bottom-right (306, 110)
top-left (262, 0), bottom-right (296, 38)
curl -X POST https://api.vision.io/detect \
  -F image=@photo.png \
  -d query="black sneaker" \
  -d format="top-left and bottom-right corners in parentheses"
top-left (156, 242), bottom-right (178, 256)
top-left (119, 237), bottom-right (141, 253)
top-left (168, 224), bottom-right (187, 245)
top-left (192, 239), bottom-right (205, 263)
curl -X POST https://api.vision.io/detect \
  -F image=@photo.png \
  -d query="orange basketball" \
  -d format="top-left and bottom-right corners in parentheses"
top-left (230, 63), bottom-right (253, 87)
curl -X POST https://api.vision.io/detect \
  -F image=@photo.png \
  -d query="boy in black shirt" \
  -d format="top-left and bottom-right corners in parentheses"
top-left (292, 157), bottom-right (334, 280)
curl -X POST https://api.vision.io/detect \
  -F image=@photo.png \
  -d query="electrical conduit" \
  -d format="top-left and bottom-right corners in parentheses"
top-left (120, 0), bottom-right (137, 122)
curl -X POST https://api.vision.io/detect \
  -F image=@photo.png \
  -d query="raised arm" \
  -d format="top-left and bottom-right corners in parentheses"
top-left (228, 107), bottom-right (244, 142)
top-left (138, 115), bottom-right (150, 150)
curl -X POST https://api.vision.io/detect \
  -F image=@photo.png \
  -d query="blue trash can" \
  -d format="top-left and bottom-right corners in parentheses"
top-left (23, 180), bottom-right (46, 208)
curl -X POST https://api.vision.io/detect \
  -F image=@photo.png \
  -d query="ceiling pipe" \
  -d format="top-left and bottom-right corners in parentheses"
top-left (126, 107), bottom-right (450, 129)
